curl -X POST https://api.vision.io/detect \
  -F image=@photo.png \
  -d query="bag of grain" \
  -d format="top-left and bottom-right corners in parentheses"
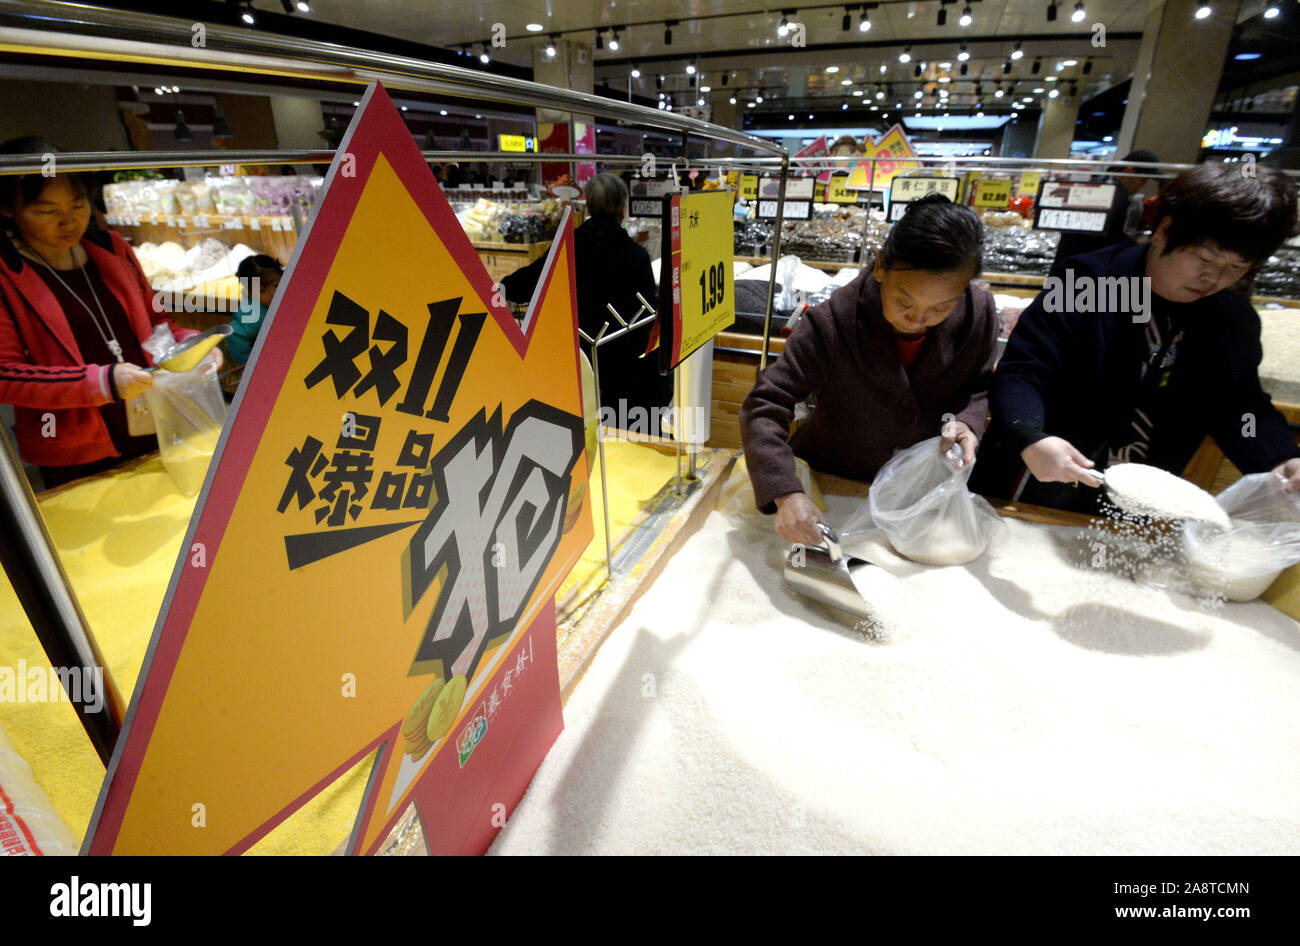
top-left (868, 436), bottom-right (1001, 566)
top-left (1183, 472), bottom-right (1300, 601)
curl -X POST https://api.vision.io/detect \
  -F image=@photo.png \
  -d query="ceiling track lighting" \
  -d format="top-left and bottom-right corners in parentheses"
top-left (664, 19), bottom-right (677, 45)
top-left (1031, 57), bottom-right (1042, 73)
top-left (1072, 1), bottom-right (1086, 21)
top-left (545, 36), bottom-right (557, 58)
top-left (240, 1), bottom-right (256, 26)
top-left (937, 5), bottom-right (947, 26)
top-left (1047, 1), bottom-right (1058, 22)
top-left (859, 3), bottom-right (873, 31)
top-left (1011, 41), bottom-right (1024, 60)
top-left (960, 62), bottom-right (969, 75)
top-left (1082, 59), bottom-right (1092, 74)
top-left (1194, 3), bottom-right (1212, 18)
top-left (631, 65), bottom-right (641, 78)
top-left (595, 30), bottom-right (603, 50)
top-left (899, 45), bottom-right (912, 63)
top-left (959, 3), bottom-right (973, 26)
top-left (609, 29), bottom-right (620, 51)
top-left (957, 43), bottom-right (970, 61)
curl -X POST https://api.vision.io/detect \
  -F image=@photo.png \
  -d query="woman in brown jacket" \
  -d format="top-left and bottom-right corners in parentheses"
top-left (740, 193), bottom-right (997, 544)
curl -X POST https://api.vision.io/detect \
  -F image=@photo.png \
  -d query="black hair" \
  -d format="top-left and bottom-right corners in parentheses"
top-left (1154, 162), bottom-right (1297, 264)
top-left (0, 136), bottom-right (91, 232)
top-left (879, 192), bottom-right (984, 274)
top-left (236, 254), bottom-right (283, 279)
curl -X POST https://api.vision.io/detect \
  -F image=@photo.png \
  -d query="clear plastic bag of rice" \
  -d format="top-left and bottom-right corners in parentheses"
top-left (1182, 472), bottom-right (1300, 601)
top-left (868, 436), bottom-right (1002, 566)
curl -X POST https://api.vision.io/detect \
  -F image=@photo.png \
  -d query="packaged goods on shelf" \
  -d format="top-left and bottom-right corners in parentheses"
top-left (453, 197), bottom-right (567, 244)
top-left (733, 218), bottom-right (771, 256)
top-left (779, 207), bottom-right (867, 263)
top-left (981, 224), bottom-right (1059, 276)
top-left (1252, 245), bottom-right (1300, 300)
top-left (135, 238), bottom-right (258, 292)
top-left (104, 174), bottom-right (323, 221)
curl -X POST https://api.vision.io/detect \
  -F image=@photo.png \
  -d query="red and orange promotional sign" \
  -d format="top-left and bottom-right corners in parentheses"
top-left (84, 82), bottom-right (592, 855)
top-left (846, 124), bottom-right (921, 191)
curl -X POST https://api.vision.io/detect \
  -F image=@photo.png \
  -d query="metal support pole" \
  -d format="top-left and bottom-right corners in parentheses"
top-left (588, 323), bottom-right (615, 583)
top-left (673, 363), bottom-right (685, 496)
top-left (0, 427), bottom-right (124, 766)
top-left (857, 156), bottom-right (878, 271)
top-left (758, 153), bottom-right (790, 372)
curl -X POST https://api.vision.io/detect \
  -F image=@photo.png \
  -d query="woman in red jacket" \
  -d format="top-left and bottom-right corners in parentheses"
top-left (0, 139), bottom-right (210, 488)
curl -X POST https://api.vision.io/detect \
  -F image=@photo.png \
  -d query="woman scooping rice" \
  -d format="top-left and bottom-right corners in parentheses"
top-left (0, 136), bottom-right (213, 488)
top-left (971, 162), bottom-right (1300, 515)
top-left (740, 193), bottom-right (998, 545)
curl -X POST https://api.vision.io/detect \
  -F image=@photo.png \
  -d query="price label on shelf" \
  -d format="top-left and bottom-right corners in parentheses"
top-left (231, 216), bottom-right (244, 230)
top-left (176, 216), bottom-right (187, 229)
top-left (270, 217), bottom-right (283, 232)
top-left (824, 173), bottom-right (858, 205)
top-left (282, 216), bottom-right (295, 232)
top-left (249, 217), bottom-right (260, 231)
top-left (152, 214), bottom-right (161, 225)
top-left (973, 178), bottom-right (1013, 209)
top-left (197, 216), bottom-right (209, 229)
top-left (662, 189), bottom-right (735, 369)
top-left (738, 174), bottom-right (759, 201)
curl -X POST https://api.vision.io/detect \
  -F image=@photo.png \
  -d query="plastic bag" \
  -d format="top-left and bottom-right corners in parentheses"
top-left (1182, 472), bottom-right (1300, 601)
top-left (866, 436), bottom-right (1001, 566)
top-left (142, 325), bottom-right (227, 497)
top-left (0, 723), bottom-right (80, 856)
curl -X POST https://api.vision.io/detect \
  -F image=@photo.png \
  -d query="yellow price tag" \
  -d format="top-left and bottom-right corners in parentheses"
top-left (667, 191), bottom-right (735, 368)
top-left (738, 174), bottom-right (759, 200)
top-left (974, 179), bottom-right (1013, 209)
top-left (1018, 172), bottom-right (1042, 199)
top-left (826, 174), bottom-right (857, 204)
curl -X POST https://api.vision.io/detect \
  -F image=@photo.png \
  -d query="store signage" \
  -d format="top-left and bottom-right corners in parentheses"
top-left (84, 82), bottom-right (592, 856)
top-left (738, 174), bottom-right (759, 201)
top-left (1017, 172), bottom-right (1042, 200)
top-left (661, 190), bottom-right (736, 369)
top-left (845, 124), bottom-right (920, 191)
top-left (794, 135), bottom-right (828, 172)
top-left (756, 176), bottom-right (814, 221)
top-left (498, 134), bottom-right (537, 153)
top-left (887, 175), bottom-right (960, 220)
top-left (629, 177), bottom-right (676, 217)
top-left (973, 178), bottom-right (1013, 209)
top-left (1033, 180), bottom-right (1118, 233)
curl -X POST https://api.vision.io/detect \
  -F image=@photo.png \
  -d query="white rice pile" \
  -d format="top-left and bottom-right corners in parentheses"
top-left (1103, 463), bottom-right (1232, 530)
top-left (490, 495), bottom-right (1300, 855)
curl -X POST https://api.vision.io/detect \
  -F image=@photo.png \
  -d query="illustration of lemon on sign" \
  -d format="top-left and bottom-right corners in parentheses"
top-left (402, 677), bottom-right (444, 762)
top-left (425, 675), bottom-right (468, 745)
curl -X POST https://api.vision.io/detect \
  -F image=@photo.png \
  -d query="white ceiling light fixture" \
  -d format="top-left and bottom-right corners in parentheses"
top-left (957, 44), bottom-right (970, 61)
top-left (609, 30), bottom-right (620, 51)
top-left (1072, 2), bottom-right (1086, 22)
top-left (841, 77), bottom-right (853, 85)
top-left (853, 89), bottom-right (864, 96)
top-left (827, 65), bottom-right (840, 73)
top-left (545, 37), bottom-right (557, 58)
top-left (526, 23), bottom-right (543, 32)
top-left (686, 63), bottom-right (697, 75)
top-left (1011, 42), bottom-right (1024, 60)
top-left (778, 14), bottom-right (790, 37)
top-left (859, 7), bottom-right (872, 31)
top-left (1049, 88), bottom-right (1060, 97)
top-left (899, 46), bottom-right (912, 63)
top-left (631, 66), bottom-right (641, 78)
top-left (959, 3), bottom-right (973, 26)
top-left (1264, 5), bottom-right (1279, 17)
top-left (701, 85), bottom-right (712, 92)
top-left (1194, 3), bottom-right (1212, 17)
top-left (876, 89), bottom-right (885, 99)
top-left (729, 96), bottom-right (737, 104)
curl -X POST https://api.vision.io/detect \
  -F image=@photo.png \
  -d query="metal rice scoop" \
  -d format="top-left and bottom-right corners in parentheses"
top-left (147, 324), bottom-right (232, 373)
top-left (783, 522), bottom-right (877, 620)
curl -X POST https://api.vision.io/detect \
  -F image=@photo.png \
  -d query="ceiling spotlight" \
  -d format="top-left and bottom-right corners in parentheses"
top-left (914, 89), bottom-right (923, 98)
top-left (937, 5), bottom-right (947, 26)
top-left (659, 91), bottom-right (665, 99)
top-left (439, 109), bottom-right (448, 115)
top-left (994, 87), bottom-right (1004, 97)
top-left (699, 97), bottom-right (706, 105)
top-left (1195, 4), bottom-right (1212, 18)
top-left (701, 85), bottom-right (712, 92)
top-left (808, 113), bottom-right (814, 119)
top-left (1049, 88), bottom-right (1059, 97)
top-left (631, 65), bottom-right (641, 78)
top-left (1063, 59), bottom-right (1078, 66)
top-left (1071, 1), bottom-right (1086, 22)
top-left (686, 63), bottom-right (696, 75)
top-left (841, 77), bottom-right (853, 85)
top-left (860, 8), bottom-right (872, 31)
top-left (1033, 87), bottom-right (1045, 93)
top-left (899, 46), bottom-right (912, 63)
top-left (756, 94), bottom-right (764, 103)
top-left (842, 102), bottom-right (849, 110)
top-left (1264, 5), bottom-right (1279, 17)
top-left (545, 37), bottom-right (557, 58)
top-left (880, 63), bottom-right (887, 73)
top-left (876, 89), bottom-right (885, 99)
top-left (914, 63), bottom-right (923, 77)
top-left (957, 44), bottom-right (970, 61)
top-left (1047, 1), bottom-right (1058, 21)
top-left (960, 62), bottom-right (969, 75)
top-left (479, 47), bottom-right (490, 64)
top-left (526, 23), bottom-right (543, 32)
top-left (788, 113), bottom-right (794, 119)
top-left (596, 30), bottom-right (604, 50)
top-left (960, 3), bottom-right (973, 26)
top-left (1032, 57), bottom-right (1042, 74)
top-left (609, 30), bottom-right (620, 50)
top-left (778, 15), bottom-right (790, 37)
top-left (241, 2), bottom-right (255, 25)
top-left (827, 65), bottom-right (840, 73)
top-left (1003, 60), bottom-right (1012, 73)
top-left (746, 101), bottom-right (755, 108)
top-left (843, 7), bottom-right (852, 30)
top-left (853, 89), bottom-right (864, 96)
top-left (664, 20), bottom-right (676, 44)
top-left (295, 0), bottom-right (311, 11)
top-left (1082, 60), bottom-right (1092, 73)
top-left (1011, 42), bottom-right (1024, 61)
top-left (729, 95), bottom-right (737, 104)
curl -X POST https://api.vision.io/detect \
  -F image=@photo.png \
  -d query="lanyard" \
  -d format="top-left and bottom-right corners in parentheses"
top-left (25, 242), bottom-right (125, 363)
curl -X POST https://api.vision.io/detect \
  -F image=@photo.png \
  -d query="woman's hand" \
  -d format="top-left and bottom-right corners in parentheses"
top-left (1273, 457), bottom-right (1300, 493)
top-left (1021, 436), bottom-right (1101, 486)
top-left (202, 347), bottom-right (224, 374)
top-left (112, 363), bottom-right (153, 400)
top-left (774, 491), bottom-right (825, 546)
top-left (940, 419), bottom-right (978, 467)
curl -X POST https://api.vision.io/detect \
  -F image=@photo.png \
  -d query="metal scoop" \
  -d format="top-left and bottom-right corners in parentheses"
top-left (783, 522), bottom-right (877, 621)
top-left (148, 324), bottom-right (232, 372)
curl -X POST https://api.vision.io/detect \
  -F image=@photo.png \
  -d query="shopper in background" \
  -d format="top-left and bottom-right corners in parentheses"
top-left (973, 162), bottom-right (1300, 514)
top-left (741, 193), bottom-right (998, 544)
top-left (1049, 149), bottom-right (1161, 276)
top-left (0, 136), bottom-right (207, 489)
top-left (226, 254), bottom-right (283, 365)
top-left (500, 171), bottom-right (671, 415)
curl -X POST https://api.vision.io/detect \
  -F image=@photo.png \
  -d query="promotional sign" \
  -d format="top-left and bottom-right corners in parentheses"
top-left (1034, 180), bottom-right (1119, 233)
top-left (793, 135), bottom-right (828, 172)
top-left (660, 190), bottom-right (735, 369)
top-left (738, 174), bottom-right (759, 201)
top-left (498, 134), bottom-right (537, 153)
top-left (1017, 171), bottom-right (1042, 199)
top-left (84, 82), bottom-right (593, 856)
top-left (846, 124), bottom-right (920, 191)
top-left (887, 175), bottom-right (961, 220)
top-left (629, 177), bottom-right (676, 217)
top-left (973, 178), bottom-right (1014, 209)
top-left (756, 175), bottom-right (814, 221)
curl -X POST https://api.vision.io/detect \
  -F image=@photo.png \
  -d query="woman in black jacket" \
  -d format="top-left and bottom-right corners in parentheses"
top-left (973, 163), bottom-right (1300, 513)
